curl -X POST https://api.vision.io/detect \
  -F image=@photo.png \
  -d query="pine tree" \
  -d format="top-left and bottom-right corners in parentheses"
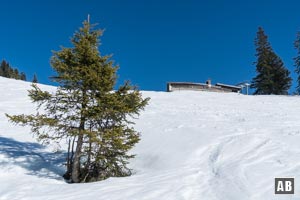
top-left (0, 65), bottom-right (2, 76)
top-left (294, 31), bottom-right (300, 94)
top-left (6, 19), bottom-right (149, 183)
top-left (251, 27), bottom-right (291, 95)
top-left (20, 72), bottom-right (27, 81)
top-left (32, 73), bottom-right (38, 83)
top-left (13, 69), bottom-right (20, 79)
top-left (0, 60), bottom-right (10, 78)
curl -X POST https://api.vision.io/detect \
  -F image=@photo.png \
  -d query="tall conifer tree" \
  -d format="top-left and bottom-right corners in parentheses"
top-left (294, 31), bottom-right (300, 94)
top-left (7, 19), bottom-right (149, 183)
top-left (32, 73), bottom-right (38, 83)
top-left (251, 27), bottom-right (291, 95)
top-left (20, 72), bottom-right (26, 81)
top-left (0, 60), bottom-right (10, 78)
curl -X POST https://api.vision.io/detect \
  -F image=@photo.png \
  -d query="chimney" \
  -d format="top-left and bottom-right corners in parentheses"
top-left (206, 79), bottom-right (211, 88)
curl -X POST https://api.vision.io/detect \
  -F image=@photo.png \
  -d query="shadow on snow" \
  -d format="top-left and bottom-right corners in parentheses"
top-left (0, 136), bottom-right (66, 180)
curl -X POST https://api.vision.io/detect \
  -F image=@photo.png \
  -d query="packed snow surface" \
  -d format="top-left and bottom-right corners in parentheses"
top-left (1, 77), bottom-right (300, 200)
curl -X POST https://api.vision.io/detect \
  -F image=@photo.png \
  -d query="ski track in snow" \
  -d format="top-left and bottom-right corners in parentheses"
top-left (1, 77), bottom-right (300, 199)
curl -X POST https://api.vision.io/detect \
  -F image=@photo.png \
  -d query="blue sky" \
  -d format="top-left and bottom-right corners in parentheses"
top-left (1, 0), bottom-right (300, 92)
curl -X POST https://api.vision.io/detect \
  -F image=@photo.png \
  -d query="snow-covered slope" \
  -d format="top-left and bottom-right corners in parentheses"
top-left (1, 76), bottom-right (300, 200)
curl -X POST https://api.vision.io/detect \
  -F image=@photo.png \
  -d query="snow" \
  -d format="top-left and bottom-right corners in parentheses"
top-left (1, 76), bottom-right (300, 199)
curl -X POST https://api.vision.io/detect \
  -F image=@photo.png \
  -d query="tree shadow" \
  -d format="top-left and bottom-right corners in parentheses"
top-left (0, 136), bottom-right (66, 180)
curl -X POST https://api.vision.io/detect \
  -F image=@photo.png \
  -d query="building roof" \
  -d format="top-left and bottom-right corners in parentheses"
top-left (215, 83), bottom-right (242, 90)
top-left (168, 82), bottom-right (241, 90)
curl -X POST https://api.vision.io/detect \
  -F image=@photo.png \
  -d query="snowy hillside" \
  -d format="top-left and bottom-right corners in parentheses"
top-left (1, 76), bottom-right (300, 200)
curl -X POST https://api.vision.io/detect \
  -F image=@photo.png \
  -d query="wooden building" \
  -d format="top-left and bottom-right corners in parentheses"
top-left (167, 80), bottom-right (241, 93)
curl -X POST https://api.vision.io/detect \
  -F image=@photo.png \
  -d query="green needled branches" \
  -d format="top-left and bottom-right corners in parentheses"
top-left (6, 19), bottom-right (149, 183)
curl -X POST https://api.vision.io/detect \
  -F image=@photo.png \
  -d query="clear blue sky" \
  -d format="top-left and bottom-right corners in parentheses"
top-left (1, 0), bottom-right (300, 92)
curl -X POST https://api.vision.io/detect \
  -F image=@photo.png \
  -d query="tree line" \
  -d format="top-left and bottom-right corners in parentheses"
top-left (251, 27), bottom-right (300, 95)
top-left (0, 60), bottom-right (38, 83)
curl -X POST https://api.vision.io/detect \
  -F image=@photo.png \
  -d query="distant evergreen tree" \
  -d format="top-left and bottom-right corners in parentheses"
top-left (294, 31), bottom-right (300, 94)
top-left (6, 19), bottom-right (149, 183)
top-left (0, 60), bottom-right (10, 78)
top-left (13, 69), bottom-right (20, 79)
top-left (251, 27), bottom-right (291, 95)
top-left (20, 72), bottom-right (26, 81)
top-left (32, 74), bottom-right (38, 83)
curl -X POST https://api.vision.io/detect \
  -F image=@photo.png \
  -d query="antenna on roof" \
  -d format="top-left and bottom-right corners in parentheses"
top-left (244, 83), bottom-right (250, 95)
top-left (236, 81), bottom-right (250, 95)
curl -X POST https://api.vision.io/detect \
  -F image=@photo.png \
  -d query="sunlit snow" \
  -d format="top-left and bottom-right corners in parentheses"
top-left (0, 77), bottom-right (300, 200)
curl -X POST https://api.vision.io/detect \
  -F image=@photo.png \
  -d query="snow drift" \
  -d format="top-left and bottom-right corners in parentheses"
top-left (1, 76), bottom-right (300, 200)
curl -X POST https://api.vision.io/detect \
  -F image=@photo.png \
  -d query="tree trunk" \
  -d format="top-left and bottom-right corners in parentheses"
top-left (71, 88), bottom-right (87, 183)
top-left (71, 133), bottom-right (83, 183)
top-left (63, 138), bottom-right (71, 180)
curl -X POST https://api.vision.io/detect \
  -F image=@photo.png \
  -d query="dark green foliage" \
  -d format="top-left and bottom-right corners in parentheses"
top-left (251, 27), bottom-right (292, 95)
top-left (0, 60), bottom-right (27, 81)
top-left (32, 73), bottom-right (38, 83)
top-left (294, 32), bottom-right (300, 94)
top-left (0, 60), bottom-right (10, 77)
top-left (20, 72), bottom-right (26, 81)
top-left (7, 19), bottom-right (149, 183)
top-left (13, 69), bottom-right (19, 79)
